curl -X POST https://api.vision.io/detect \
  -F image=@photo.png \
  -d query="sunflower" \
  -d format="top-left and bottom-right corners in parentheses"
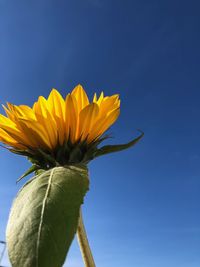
top-left (0, 85), bottom-right (121, 169)
top-left (4, 84), bottom-right (143, 267)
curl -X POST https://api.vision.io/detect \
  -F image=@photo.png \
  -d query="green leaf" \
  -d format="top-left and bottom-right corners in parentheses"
top-left (95, 131), bottom-right (144, 158)
top-left (6, 165), bottom-right (89, 267)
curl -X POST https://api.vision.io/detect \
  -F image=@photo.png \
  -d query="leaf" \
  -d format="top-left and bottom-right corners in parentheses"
top-left (95, 131), bottom-right (144, 158)
top-left (6, 165), bottom-right (89, 267)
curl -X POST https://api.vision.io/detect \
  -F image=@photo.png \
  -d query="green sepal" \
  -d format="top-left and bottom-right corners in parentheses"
top-left (9, 148), bottom-right (32, 157)
top-left (38, 149), bottom-right (58, 166)
top-left (16, 164), bottom-right (40, 183)
top-left (69, 145), bottom-right (83, 163)
top-left (6, 165), bottom-right (89, 267)
top-left (95, 131), bottom-right (144, 158)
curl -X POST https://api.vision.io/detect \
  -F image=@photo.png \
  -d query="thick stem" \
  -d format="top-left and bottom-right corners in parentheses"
top-left (77, 209), bottom-right (96, 267)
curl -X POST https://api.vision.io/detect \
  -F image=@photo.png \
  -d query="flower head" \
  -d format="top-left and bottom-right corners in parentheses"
top-left (0, 84), bottom-right (143, 180)
top-left (0, 85), bottom-right (120, 149)
top-left (0, 85), bottom-right (122, 169)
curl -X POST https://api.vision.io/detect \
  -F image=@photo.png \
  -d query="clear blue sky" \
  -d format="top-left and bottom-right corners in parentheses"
top-left (0, 1), bottom-right (200, 266)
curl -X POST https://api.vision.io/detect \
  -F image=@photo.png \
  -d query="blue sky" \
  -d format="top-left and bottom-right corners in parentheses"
top-left (0, 0), bottom-right (200, 266)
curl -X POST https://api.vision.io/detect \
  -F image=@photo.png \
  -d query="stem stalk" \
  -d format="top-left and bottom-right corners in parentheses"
top-left (77, 209), bottom-right (96, 267)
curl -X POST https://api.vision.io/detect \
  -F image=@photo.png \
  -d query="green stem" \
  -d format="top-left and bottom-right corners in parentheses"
top-left (77, 209), bottom-right (96, 267)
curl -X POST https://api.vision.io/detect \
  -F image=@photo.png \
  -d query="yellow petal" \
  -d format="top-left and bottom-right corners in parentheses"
top-left (33, 96), bottom-right (48, 117)
top-left (0, 114), bottom-right (36, 147)
top-left (47, 89), bottom-right (65, 117)
top-left (47, 89), bottom-right (65, 145)
top-left (78, 103), bottom-right (99, 141)
top-left (93, 91), bottom-right (104, 106)
top-left (0, 123), bottom-right (35, 147)
top-left (34, 96), bottom-right (58, 148)
top-left (17, 105), bottom-right (36, 120)
top-left (98, 95), bottom-right (120, 117)
top-left (93, 93), bottom-right (97, 102)
top-left (88, 108), bottom-right (120, 142)
top-left (99, 108), bottom-right (120, 134)
top-left (71, 84), bottom-right (89, 112)
top-left (18, 118), bottom-right (52, 150)
top-left (0, 128), bottom-right (26, 149)
top-left (0, 113), bottom-right (17, 127)
top-left (65, 94), bottom-right (78, 143)
top-left (2, 105), bottom-right (15, 120)
top-left (97, 92), bottom-right (104, 105)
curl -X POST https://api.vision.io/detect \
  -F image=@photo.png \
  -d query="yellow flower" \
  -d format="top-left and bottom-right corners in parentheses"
top-left (0, 85), bottom-right (122, 170)
top-left (0, 85), bottom-right (120, 151)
